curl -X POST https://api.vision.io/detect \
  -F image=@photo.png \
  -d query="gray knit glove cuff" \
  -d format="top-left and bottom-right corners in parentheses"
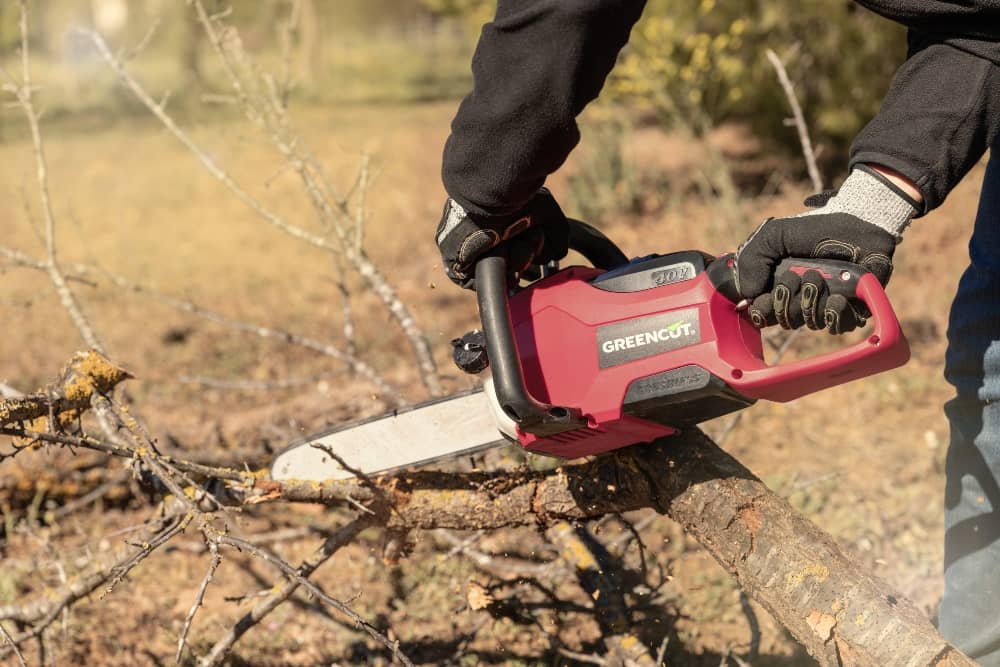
top-left (796, 165), bottom-right (920, 240)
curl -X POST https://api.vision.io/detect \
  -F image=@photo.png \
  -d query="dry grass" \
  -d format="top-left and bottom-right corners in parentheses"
top-left (0, 95), bottom-right (985, 664)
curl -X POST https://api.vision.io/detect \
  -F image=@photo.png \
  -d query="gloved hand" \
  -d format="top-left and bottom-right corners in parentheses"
top-left (735, 165), bottom-right (919, 334)
top-left (436, 188), bottom-right (569, 289)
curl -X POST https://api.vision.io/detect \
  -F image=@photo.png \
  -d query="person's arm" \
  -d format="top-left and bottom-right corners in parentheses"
top-left (854, 0), bottom-right (1000, 42)
top-left (442, 0), bottom-right (646, 217)
top-left (436, 0), bottom-right (645, 288)
top-left (850, 31), bottom-right (1000, 213)
top-left (735, 26), bottom-right (1000, 333)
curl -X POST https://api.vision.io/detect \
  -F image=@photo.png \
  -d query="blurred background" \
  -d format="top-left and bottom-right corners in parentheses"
top-left (0, 2), bottom-right (980, 665)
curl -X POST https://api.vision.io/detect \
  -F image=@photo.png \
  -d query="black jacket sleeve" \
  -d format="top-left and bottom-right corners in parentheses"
top-left (850, 31), bottom-right (1000, 213)
top-left (854, 0), bottom-right (1000, 43)
top-left (443, 0), bottom-right (1000, 218)
top-left (441, 0), bottom-right (646, 217)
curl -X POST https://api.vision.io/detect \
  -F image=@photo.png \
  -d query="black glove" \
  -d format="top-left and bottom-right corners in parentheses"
top-left (735, 166), bottom-right (919, 334)
top-left (435, 188), bottom-right (569, 289)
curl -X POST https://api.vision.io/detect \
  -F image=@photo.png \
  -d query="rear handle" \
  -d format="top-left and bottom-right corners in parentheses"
top-left (707, 253), bottom-right (870, 304)
top-left (705, 253), bottom-right (910, 401)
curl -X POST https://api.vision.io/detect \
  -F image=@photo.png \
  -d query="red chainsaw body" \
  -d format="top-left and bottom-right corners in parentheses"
top-left (506, 256), bottom-right (909, 459)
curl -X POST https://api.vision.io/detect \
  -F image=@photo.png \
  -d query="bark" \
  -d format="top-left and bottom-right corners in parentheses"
top-left (0, 351), bottom-right (130, 425)
top-left (261, 429), bottom-right (973, 667)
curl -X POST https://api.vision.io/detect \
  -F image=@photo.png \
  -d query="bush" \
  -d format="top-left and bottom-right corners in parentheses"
top-left (608, 0), bottom-right (906, 160)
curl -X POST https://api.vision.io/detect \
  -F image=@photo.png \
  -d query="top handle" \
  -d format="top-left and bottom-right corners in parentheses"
top-left (566, 218), bottom-right (630, 270)
top-left (476, 256), bottom-right (587, 435)
top-left (475, 219), bottom-right (627, 436)
top-left (707, 255), bottom-right (911, 402)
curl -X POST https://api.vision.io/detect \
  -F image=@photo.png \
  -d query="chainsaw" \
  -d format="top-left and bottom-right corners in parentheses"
top-left (270, 220), bottom-right (910, 482)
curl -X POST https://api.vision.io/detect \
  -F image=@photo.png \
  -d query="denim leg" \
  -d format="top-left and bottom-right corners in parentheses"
top-left (941, 149), bottom-right (1000, 665)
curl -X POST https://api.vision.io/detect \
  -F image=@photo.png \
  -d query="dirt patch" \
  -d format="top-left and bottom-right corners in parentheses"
top-left (1, 100), bottom-right (981, 664)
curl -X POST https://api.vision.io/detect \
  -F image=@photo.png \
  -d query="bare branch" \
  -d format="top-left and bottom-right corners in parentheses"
top-left (176, 536), bottom-right (222, 664)
top-left (0, 250), bottom-right (403, 404)
top-left (0, 510), bottom-right (184, 652)
top-left (92, 266), bottom-right (402, 404)
top-left (0, 622), bottom-right (28, 667)
top-left (76, 23), bottom-right (442, 397)
top-left (7, 1), bottom-right (104, 353)
top-left (178, 373), bottom-right (340, 391)
top-left (765, 48), bottom-right (824, 192)
top-left (204, 520), bottom-right (415, 666)
top-left (0, 350), bottom-right (131, 425)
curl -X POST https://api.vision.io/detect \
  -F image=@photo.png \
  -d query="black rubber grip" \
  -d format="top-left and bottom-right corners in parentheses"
top-left (707, 253), bottom-right (869, 303)
top-left (566, 219), bottom-right (629, 270)
top-left (476, 256), bottom-right (586, 436)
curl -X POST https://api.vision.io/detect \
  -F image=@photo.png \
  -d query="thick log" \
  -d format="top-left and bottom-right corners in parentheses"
top-left (263, 429), bottom-right (972, 666)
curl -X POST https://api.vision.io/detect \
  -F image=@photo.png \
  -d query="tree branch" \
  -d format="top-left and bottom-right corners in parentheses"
top-left (765, 48), bottom-right (823, 192)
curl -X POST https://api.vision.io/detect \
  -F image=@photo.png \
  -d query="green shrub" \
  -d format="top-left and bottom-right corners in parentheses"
top-left (610, 0), bottom-right (906, 158)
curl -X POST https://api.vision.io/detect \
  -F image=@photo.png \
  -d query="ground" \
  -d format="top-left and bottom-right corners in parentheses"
top-left (0, 98), bottom-right (984, 665)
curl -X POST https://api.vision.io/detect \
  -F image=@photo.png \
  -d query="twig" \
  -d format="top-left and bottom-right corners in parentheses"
top-left (437, 530), bottom-right (563, 578)
top-left (102, 514), bottom-right (191, 599)
top-left (0, 427), bottom-right (246, 483)
top-left (5, 257), bottom-right (402, 405)
top-left (178, 373), bottom-right (342, 391)
top-left (353, 152), bottom-right (370, 254)
top-left (176, 536), bottom-right (222, 664)
top-left (654, 634), bottom-right (670, 666)
top-left (332, 255), bottom-right (358, 360)
top-left (0, 622), bottom-right (28, 667)
top-left (0, 245), bottom-right (94, 286)
top-left (78, 20), bottom-right (442, 397)
top-left (557, 648), bottom-right (607, 665)
top-left (105, 264), bottom-right (399, 402)
top-left (189, 2), bottom-right (439, 396)
top-left (200, 518), bottom-right (414, 666)
top-left (765, 48), bottom-right (823, 193)
top-left (47, 468), bottom-right (131, 522)
top-left (0, 511), bottom-right (184, 654)
top-left (5, 1), bottom-right (104, 353)
top-left (121, 17), bottom-right (161, 62)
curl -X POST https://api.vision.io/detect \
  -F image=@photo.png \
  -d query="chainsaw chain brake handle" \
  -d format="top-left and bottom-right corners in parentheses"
top-left (706, 253), bottom-right (910, 402)
top-left (475, 220), bottom-right (629, 436)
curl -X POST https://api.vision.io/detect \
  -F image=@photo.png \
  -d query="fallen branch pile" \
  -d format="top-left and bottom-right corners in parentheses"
top-left (0, 351), bottom-right (973, 666)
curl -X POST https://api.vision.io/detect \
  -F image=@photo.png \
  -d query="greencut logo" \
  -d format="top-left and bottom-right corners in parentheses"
top-left (597, 309), bottom-right (701, 368)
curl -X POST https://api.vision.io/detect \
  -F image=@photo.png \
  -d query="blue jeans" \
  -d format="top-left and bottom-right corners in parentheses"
top-left (941, 146), bottom-right (1000, 664)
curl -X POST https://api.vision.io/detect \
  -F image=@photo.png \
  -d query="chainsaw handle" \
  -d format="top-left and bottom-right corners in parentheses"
top-left (566, 219), bottom-right (629, 270)
top-left (707, 253), bottom-right (869, 303)
top-left (706, 254), bottom-right (910, 401)
top-left (736, 271), bottom-right (910, 401)
top-left (476, 256), bottom-right (587, 435)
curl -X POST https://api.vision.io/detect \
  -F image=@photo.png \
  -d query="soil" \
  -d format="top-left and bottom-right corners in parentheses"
top-left (0, 100), bottom-right (983, 666)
